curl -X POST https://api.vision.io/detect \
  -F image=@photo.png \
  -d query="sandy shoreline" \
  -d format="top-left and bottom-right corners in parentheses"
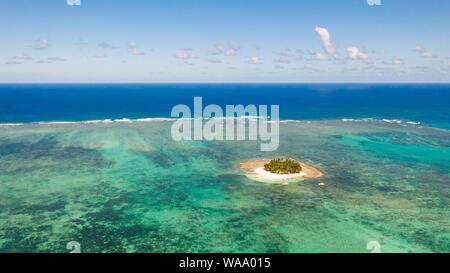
top-left (238, 158), bottom-right (325, 183)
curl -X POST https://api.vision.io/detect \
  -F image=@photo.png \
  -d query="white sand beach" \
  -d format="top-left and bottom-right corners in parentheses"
top-left (238, 158), bottom-right (325, 183)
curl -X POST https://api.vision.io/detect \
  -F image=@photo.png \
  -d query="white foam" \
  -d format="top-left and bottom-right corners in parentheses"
top-left (0, 117), bottom-right (425, 128)
top-left (406, 121), bottom-right (421, 125)
top-left (38, 121), bottom-right (78, 125)
top-left (0, 123), bottom-right (24, 127)
top-left (82, 119), bottom-right (114, 124)
top-left (382, 119), bottom-right (402, 124)
top-left (113, 118), bottom-right (133, 123)
top-left (341, 118), bottom-right (422, 126)
top-left (135, 118), bottom-right (173, 122)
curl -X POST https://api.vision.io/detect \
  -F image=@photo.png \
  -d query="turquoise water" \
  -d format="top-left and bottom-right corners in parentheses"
top-left (0, 119), bottom-right (448, 252)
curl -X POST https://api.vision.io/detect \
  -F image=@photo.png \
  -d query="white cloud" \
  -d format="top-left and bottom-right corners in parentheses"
top-left (47, 56), bottom-right (66, 62)
top-left (315, 52), bottom-right (327, 60)
top-left (225, 40), bottom-right (240, 56)
top-left (34, 38), bottom-right (50, 50)
top-left (207, 41), bottom-right (239, 56)
top-left (226, 49), bottom-right (238, 56)
top-left (366, 0), bottom-right (381, 6)
top-left (37, 59), bottom-right (51, 64)
top-left (314, 26), bottom-right (336, 56)
top-left (413, 46), bottom-right (423, 52)
top-left (347, 47), bottom-right (370, 63)
top-left (413, 46), bottom-right (434, 58)
top-left (393, 58), bottom-right (403, 65)
top-left (129, 42), bottom-right (145, 55)
top-left (6, 58), bottom-right (20, 65)
top-left (67, 0), bottom-right (81, 6)
top-left (421, 51), bottom-right (433, 58)
top-left (277, 57), bottom-right (290, 63)
top-left (208, 43), bottom-right (224, 55)
top-left (19, 53), bottom-right (32, 60)
top-left (94, 53), bottom-right (107, 58)
top-left (247, 56), bottom-right (261, 64)
top-left (132, 48), bottom-right (145, 55)
top-left (174, 52), bottom-right (199, 59)
top-left (229, 40), bottom-right (240, 51)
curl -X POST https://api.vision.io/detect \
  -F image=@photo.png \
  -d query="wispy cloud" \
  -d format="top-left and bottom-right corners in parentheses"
top-left (19, 53), bottom-right (33, 60)
top-left (129, 42), bottom-right (145, 55)
top-left (208, 43), bottom-right (224, 55)
top-left (314, 26), bottom-right (337, 57)
top-left (47, 56), bottom-right (66, 62)
top-left (392, 58), bottom-right (403, 65)
top-left (174, 52), bottom-right (199, 59)
top-left (413, 46), bottom-right (434, 58)
top-left (94, 53), bottom-right (107, 58)
top-left (303, 64), bottom-right (321, 72)
top-left (276, 57), bottom-right (290, 64)
top-left (6, 58), bottom-right (20, 65)
top-left (315, 52), bottom-right (327, 60)
top-left (347, 47), bottom-right (371, 63)
top-left (34, 38), bottom-right (50, 50)
top-left (226, 40), bottom-right (240, 56)
top-left (132, 48), bottom-right (145, 55)
top-left (98, 42), bottom-right (110, 48)
top-left (226, 49), bottom-right (238, 56)
top-left (229, 40), bottom-right (240, 51)
top-left (413, 46), bottom-right (423, 52)
top-left (421, 51), bottom-right (433, 58)
top-left (37, 59), bottom-right (51, 64)
top-left (366, 0), bottom-right (381, 6)
top-left (207, 40), bottom-right (240, 56)
top-left (247, 56), bottom-right (261, 64)
top-left (67, 0), bottom-right (81, 6)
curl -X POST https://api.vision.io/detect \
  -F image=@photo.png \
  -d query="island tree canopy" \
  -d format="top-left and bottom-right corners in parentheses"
top-left (264, 158), bottom-right (302, 174)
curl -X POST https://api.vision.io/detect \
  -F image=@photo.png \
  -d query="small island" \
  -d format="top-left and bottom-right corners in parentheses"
top-left (264, 158), bottom-right (302, 174)
top-left (238, 157), bottom-right (324, 183)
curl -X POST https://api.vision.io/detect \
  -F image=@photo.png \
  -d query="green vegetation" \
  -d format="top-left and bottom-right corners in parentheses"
top-left (264, 158), bottom-right (302, 174)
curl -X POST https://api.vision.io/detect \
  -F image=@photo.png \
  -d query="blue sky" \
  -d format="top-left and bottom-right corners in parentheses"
top-left (1, 0), bottom-right (449, 82)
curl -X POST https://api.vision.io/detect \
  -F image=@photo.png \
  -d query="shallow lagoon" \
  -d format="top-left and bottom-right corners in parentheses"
top-left (0, 119), bottom-right (448, 252)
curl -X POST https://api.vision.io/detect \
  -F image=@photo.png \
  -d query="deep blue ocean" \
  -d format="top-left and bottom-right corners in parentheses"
top-left (1, 84), bottom-right (449, 128)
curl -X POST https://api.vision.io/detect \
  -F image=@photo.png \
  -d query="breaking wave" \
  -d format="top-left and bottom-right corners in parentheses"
top-left (0, 116), bottom-right (424, 128)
